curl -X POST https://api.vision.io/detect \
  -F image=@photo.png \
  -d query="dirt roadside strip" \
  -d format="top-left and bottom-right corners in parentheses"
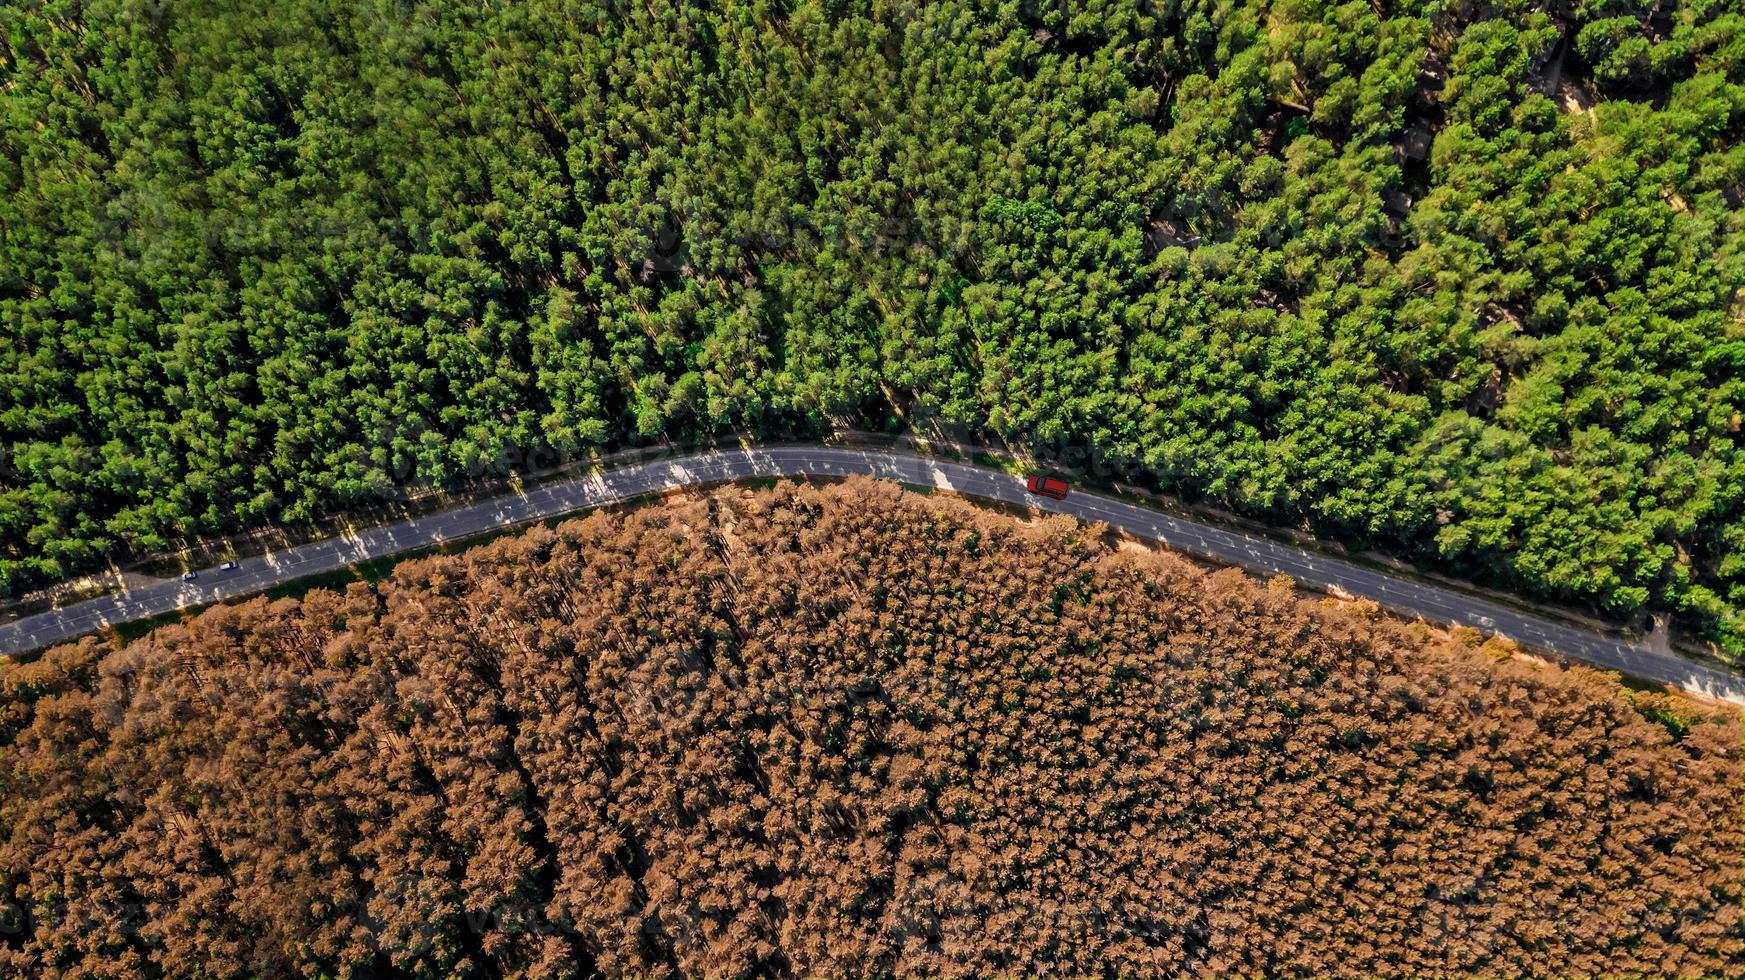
top-left (3, 445), bottom-right (1741, 706)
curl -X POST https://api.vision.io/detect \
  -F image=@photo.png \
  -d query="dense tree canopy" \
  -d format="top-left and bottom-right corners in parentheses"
top-left (1, 480), bottom-right (1738, 976)
top-left (4, 0), bottom-right (1745, 651)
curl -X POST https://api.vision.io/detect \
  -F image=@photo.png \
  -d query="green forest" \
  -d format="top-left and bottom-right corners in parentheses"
top-left (3, 482), bottom-right (1738, 976)
top-left (4, 1), bottom-right (1744, 650)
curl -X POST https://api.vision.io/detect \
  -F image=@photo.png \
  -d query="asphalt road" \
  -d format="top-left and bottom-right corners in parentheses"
top-left (4, 446), bottom-right (1742, 705)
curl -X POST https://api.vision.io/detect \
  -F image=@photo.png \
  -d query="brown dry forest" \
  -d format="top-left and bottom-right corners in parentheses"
top-left (1, 478), bottom-right (1741, 978)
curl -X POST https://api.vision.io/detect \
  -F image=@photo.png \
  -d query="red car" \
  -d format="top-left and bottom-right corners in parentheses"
top-left (1025, 475), bottom-right (1070, 500)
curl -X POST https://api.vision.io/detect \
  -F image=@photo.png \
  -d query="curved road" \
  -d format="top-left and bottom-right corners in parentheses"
top-left (3, 446), bottom-right (1742, 705)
